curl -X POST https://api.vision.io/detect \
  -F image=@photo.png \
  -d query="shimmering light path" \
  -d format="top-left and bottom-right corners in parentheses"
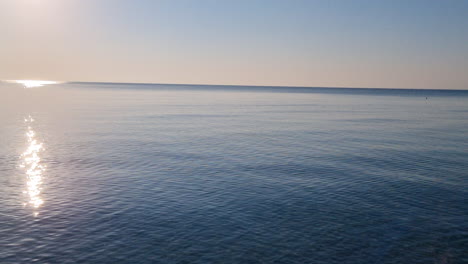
top-left (20, 115), bottom-right (45, 216)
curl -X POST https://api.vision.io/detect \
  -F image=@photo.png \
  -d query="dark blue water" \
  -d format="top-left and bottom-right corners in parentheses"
top-left (1, 82), bottom-right (467, 263)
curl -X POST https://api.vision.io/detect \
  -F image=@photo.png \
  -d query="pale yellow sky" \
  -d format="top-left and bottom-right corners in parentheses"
top-left (1, 0), bottom-right (467, 89)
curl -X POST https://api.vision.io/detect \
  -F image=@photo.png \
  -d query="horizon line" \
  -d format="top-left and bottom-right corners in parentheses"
top-left (2, 79), bottom-right (467, 91)
top-left (67, 81), bottom-right (468, 91)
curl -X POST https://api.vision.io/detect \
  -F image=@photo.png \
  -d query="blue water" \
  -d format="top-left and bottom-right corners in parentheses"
top-left (1, 82), bottom-right (467, 263)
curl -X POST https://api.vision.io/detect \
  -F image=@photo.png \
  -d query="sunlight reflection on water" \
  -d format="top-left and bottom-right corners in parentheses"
top-left (20, 115), bottom-right (45, 216)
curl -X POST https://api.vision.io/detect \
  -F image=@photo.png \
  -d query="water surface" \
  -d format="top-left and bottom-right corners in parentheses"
top-left (1, 82), bottom-right (467, 263)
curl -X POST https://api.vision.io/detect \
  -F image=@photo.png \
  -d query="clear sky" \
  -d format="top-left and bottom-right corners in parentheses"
top-left (1, 0), bottom-right (467, 89)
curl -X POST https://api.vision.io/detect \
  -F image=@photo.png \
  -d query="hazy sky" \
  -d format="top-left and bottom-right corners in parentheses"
top-left (1, 0), bottom-right (467, 89)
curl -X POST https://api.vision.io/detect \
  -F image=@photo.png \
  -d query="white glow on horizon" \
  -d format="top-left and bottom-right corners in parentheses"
top-left (8, 80), bottom-right (59, 88)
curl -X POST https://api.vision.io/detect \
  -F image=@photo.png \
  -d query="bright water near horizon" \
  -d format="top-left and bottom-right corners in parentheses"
top-left (1, 82), bottom-right (467, 263)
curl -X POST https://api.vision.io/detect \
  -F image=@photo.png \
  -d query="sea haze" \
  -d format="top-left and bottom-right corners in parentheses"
top-left (1, 82), bottom-right (467, 263)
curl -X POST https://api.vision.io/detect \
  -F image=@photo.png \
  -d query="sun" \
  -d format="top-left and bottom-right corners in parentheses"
top-left (8, 80), bottom-right (59, 88)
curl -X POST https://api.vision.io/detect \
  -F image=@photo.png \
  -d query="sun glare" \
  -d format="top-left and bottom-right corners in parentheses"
top-left (9, 80), bottom-right (59, 88)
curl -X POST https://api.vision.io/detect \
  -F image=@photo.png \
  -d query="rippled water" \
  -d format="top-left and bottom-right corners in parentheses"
top-left (1, 82), bottom-right (467, 263)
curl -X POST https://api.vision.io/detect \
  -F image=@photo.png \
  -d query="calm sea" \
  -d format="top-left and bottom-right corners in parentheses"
top-left (1, 82), bottom-right (467, 263)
